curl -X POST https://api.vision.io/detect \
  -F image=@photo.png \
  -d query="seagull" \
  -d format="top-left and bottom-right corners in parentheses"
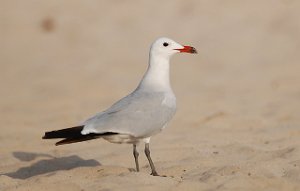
top-left (43, 37), bottom-right (197, 176)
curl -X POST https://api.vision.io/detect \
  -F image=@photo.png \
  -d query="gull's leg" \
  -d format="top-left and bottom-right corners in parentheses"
top-left (144, 143), bottom-right (159, 176)
top-left (133, 144), bottom-right (139, 172)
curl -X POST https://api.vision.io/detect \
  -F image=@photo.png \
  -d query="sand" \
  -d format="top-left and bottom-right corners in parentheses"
top-left (1, 0), bottom-right (300, 190)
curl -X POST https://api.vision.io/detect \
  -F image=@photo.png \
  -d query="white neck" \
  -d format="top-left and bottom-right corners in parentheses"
top-left (137, 53), bottom-right (173, 92)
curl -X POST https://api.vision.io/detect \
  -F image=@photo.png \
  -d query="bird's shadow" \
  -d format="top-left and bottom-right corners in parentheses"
top-left (3, 151), bottom-right (101, 179)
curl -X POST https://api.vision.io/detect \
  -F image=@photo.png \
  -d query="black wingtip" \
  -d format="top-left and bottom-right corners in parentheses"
top-left (43, 126), bottom-right (84, 139)
top-left (53, 132), bottom-right (119, 146)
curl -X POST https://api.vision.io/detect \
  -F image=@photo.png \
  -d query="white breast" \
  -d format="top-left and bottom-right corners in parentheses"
top-left (162, 92), bottom-right (176, 108)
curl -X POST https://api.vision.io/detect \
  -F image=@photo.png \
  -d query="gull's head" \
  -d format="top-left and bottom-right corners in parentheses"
top-left (150, 37), bottom-right (197, 59)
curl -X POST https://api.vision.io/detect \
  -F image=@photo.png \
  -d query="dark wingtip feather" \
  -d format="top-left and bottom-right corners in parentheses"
top-left (54, 132), bottom-right (118, 146)
top-left (43, 125), bottom-right (119, 146)
top-left (43, 126), bottom-right (84, 139)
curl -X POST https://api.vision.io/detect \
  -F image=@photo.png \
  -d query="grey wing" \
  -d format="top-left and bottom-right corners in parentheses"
top-left (81, 92), bottom-right (176, 138)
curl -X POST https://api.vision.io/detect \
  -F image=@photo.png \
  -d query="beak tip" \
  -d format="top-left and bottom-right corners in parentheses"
top-left (191, 47), bottom-right (197, 54)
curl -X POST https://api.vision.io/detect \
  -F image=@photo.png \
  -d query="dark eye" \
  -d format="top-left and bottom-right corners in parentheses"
top-left (163, 42), bottom-right (169, 47)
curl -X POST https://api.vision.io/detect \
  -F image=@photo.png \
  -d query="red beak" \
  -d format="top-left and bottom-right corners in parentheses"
top-left (174, 46), bottom-right (197, 54)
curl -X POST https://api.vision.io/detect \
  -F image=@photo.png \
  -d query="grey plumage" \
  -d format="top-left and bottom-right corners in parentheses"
top-left (81, 90), bottom-right (176, 142)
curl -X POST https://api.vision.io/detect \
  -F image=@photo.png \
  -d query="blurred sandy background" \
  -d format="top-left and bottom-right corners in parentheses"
top-left (1, 0), bottom-right (300, 190)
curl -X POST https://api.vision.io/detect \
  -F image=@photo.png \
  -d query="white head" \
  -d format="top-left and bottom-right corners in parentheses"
top-left (150, 37), bottom-right (197, 59)
top-left (138, 37), bottom-right (197, 91)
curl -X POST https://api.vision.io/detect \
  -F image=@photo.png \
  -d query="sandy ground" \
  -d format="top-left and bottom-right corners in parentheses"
top-left (1, 0), bottom-right (300, 190)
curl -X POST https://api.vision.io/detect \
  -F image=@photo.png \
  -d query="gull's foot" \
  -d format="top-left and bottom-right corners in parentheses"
top-left (150, 171), bottom-right (166, 177)
top-left (128, 168), bottom-right (137, 172)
